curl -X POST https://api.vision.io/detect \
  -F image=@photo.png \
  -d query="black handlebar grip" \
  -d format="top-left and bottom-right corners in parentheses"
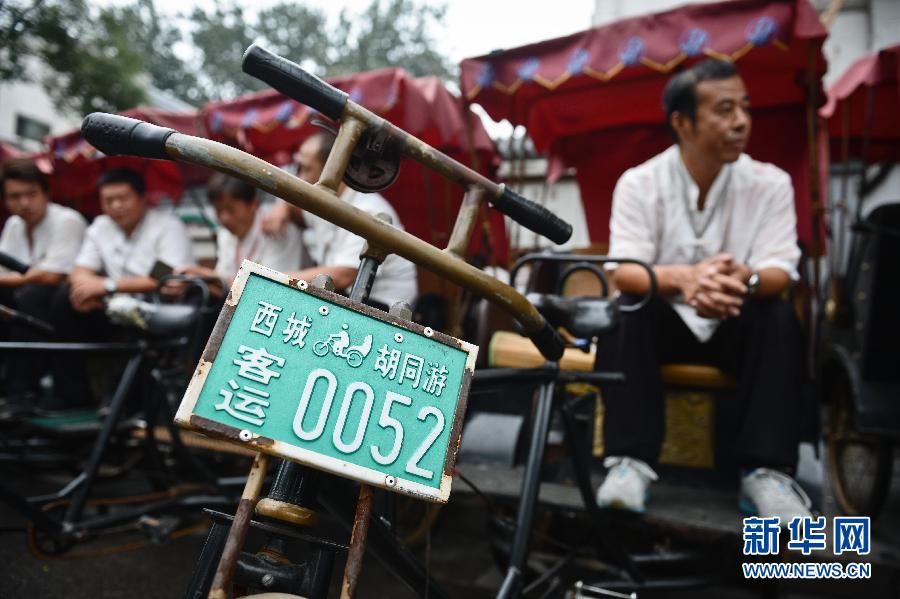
top-left (81, 113), bottom-right (176, 160)
top-left (242, 44), bottom-right (348, 121)
top-left (492, 185), bottom-right (573, 245)
top-left (529, 322), bottom-right (566, 361)
top-left (0, 251), bottom-right (29, 274)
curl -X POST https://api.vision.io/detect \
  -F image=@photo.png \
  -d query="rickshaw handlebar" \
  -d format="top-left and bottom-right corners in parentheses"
top-left (242, 44), bottom-right (348, 121)
top-left (241, 44), bottom-right (573, 246)
top-left (80, 113), bottom-right (567, 361)
top-left (82, 113), bottom-right (175, 160)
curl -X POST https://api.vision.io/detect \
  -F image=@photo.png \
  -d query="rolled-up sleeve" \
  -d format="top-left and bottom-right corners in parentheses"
top-left (748, 172), bottom-right (800, 280)
top-left (608, 170), bottom-right (657, 266)
top-left (75, 227), bottom-right (104, 273)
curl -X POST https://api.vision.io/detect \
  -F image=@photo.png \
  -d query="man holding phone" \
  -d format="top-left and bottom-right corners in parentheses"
top-left (64, 168), bottom-right (194, 312)
top-left (50, 167), bottom-right (194, 406)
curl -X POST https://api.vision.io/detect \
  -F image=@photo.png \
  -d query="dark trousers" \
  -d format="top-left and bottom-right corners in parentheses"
top-left (597, 295), bottom-right (804, 470)
top-left (0, 283), bottom-right (58, 395)
top-left (48, 284), bottom-right (121, 406)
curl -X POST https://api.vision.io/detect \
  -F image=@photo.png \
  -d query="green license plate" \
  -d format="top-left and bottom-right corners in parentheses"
top-left (176, 261), bottom-right (477, 502)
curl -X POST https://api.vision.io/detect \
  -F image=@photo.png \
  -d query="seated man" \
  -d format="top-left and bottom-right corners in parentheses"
top-left (595, 59), bottom-right (810, 523)
top-left (263, 131), bottom-right (418, 310)
top-left (178, 173), bottom-right (304, 290)
top-left (0, 158), bottom-right (86, 403)
top-left (50, 167), bottom-right (195, 405)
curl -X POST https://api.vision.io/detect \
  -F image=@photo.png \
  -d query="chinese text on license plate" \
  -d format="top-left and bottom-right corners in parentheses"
top-left (176, 261), bottom-right (478, 502)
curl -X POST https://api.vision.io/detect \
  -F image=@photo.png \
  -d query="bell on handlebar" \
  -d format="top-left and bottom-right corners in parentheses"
top-left (343, 125), bottom-right (401, 193)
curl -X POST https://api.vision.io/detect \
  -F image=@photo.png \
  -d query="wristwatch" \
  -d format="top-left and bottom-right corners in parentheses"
top-left (103, 278), bottom-right (118, 295)
top-left (746, 271), bottom-right (760, 297)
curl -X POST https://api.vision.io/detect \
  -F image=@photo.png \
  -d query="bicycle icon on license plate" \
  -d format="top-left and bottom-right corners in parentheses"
top-left (175, 260), bottom-right (477, 503)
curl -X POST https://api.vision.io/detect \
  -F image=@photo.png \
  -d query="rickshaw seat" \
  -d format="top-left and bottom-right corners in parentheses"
top-left (525, 292), bottom-right (619, 339)
top-left (487, 330), bottom-right (736, 389)
top-left (107, 296), bottom-right (200, 336)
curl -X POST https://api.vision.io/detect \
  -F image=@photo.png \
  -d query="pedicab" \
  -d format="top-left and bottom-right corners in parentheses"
top-left (0, 109), bottom-right (241, 558)
top-left (200, 68), bottom-right (509, 330)
top-left (458, 0), bottom-right (834, 592)
top-left (818, 43), bottom-right (900, 517)
top-left (77, 36), bottom-right (596, 597)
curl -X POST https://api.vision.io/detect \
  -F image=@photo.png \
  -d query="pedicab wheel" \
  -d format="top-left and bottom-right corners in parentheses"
top-left (346, 349), bottom-right (363, 368)
top-left (312, 341), bottom-right (329, 357)
top-left (25, 503), bottom-right (75, 557)
top-left (825, 374), bottom-right (894, 517)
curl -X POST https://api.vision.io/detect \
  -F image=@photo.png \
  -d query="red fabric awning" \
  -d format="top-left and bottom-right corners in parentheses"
top-left (200, 68), bottom-right (507, 263)
top-left (460, 0), bottom-right (827, 247)
top-left (820, 44), bottom-right (900, 164)
top-left (48, 107), bottom-right (206, 218)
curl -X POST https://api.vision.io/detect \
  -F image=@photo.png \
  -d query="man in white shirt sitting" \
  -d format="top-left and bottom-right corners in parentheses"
top-left (263, 131), bottom-right (418, 310)
top-left (50, 167), bottom-right (195, 406)
top-left (0, 158), bottom-right (86, 405)
top-left (596, 59), bottom-right (810, 524)
top-left (177, 173), bottom-right (303, 292)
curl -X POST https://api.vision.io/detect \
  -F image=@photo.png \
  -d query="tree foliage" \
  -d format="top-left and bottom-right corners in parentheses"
top-left (0, 0), bottom-right (452, 114)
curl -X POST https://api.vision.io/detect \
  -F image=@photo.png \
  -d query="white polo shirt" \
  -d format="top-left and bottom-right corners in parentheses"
top-left (609, 145), bottom-right (800, 341)
top-left (303, 189), bottom-right (418, 307)
top-left (215, 206), bottom-right (304, 280)
top-left (0, 203), bottom-right (87, 274)
top-left (75, 208), bottom-right (195, 279)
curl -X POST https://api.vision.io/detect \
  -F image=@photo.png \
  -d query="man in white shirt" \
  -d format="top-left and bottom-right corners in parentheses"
top-left (263, 131), bottom-right (418, 310)
top-left (177, 173), bottom-right (303, 292)
top-left (0, 158), bottom-right (86, 406)
top-left (50, 167), bottom-right (195, 406)
top-left (596, 59), bottom-right (810, 523)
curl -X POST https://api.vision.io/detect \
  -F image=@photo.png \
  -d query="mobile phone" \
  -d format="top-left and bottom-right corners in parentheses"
top-left (149, 260), bottom-right (174, 280)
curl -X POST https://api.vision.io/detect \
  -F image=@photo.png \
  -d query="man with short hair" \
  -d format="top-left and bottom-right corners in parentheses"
top-left (0, 158), bottom-right (86, 406)
top-left (66, 168), bottom-right (195, 312)
top-left (177, 173), bottom-right (304, 290)
top-left (50, 167), bottom-right (195, 406)
top-left (596, 59), bottom-right (810, 523)
top-left (0, 158), bottom-right (86, 290)
top-left (263, 131), bottom-right (418, 309)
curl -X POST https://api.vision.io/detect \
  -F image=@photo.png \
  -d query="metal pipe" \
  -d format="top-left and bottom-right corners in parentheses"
top-left (164, 134), bottom-right (549, 339)
top-left (318, 117), bottom-right (367, 192)
top-left (343, 102), bottom-right (502, 197)
top-left (208, 452), bottom-right (270, 599)
top-left (445, 187), bottom-right (484, 258)
top-left (65, 353), bottom-right (143, 523)
top-left (340, 484), bottom-right (375, 599)
top-left (498, 377), bottom-right (556, 599)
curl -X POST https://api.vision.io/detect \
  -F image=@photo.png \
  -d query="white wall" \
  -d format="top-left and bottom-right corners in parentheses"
top-left (0, 59), bottom-right (80, 152)
top-left (499, 158), bottom-right (591, 251)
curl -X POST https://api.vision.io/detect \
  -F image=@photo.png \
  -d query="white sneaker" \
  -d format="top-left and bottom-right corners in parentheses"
top-left (596, 456), bottom-right (658, 513)
top-left (739, 468), bottom-right (813, 525)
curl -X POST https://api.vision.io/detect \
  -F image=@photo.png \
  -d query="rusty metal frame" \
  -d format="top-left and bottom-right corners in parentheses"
top-left (164, 129), bottom-right (549, 341)
top-left (175, 260), bottom-right (477, 504)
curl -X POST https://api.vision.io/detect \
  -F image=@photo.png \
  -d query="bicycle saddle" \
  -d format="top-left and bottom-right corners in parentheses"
top-left (525, 293), bottom-right (619, 339)
top-left (107, 296), bottom-right (199, 336)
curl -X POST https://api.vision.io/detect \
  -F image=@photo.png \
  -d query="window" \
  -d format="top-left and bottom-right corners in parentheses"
top-left (15, 114), bottom-right (50, 142)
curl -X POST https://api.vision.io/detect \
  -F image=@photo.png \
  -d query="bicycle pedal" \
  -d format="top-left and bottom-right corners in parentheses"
top-left (138, 514), bottom-right (181, 544)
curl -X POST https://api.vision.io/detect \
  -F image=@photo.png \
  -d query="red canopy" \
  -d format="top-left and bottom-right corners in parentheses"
top-left (460, 0), bottom-right (827, 248)
top-left (1, 142), bottom-right (24, 161)
top-left (201, 68), bottom-right (507, 263)
top-left (48, 107), bottom-right (206, 217)
top-left (820, 44), bottom-right (900, 164)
